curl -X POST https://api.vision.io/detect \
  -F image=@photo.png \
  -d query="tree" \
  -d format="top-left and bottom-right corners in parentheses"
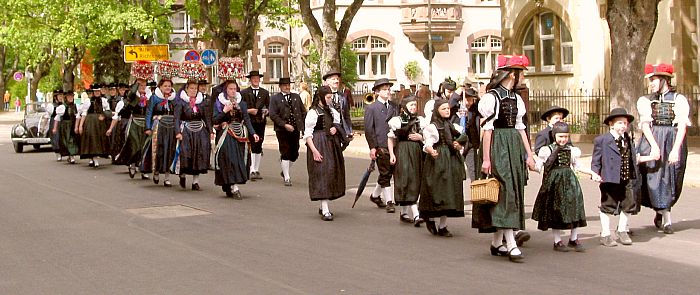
top-left (606, 0), bottom-right (661, 110)
top-left (185, 0), bottom-right (296, 58)
top-left (299, 0), bottom-right (364, 74)
top-left (305, 43), bottom-right (358, 87)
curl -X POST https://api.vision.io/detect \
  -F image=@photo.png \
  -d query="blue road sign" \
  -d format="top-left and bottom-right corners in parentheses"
top-left (201, 49), bottom-right (217, 66)
top-left (185, 50), bottom-right (201, 61)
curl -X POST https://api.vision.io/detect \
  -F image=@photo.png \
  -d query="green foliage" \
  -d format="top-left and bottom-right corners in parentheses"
top-left (38, 60), bottom-right (63, 93)
top-left (306, 43), bottom-right (358, 88)
top-left (403, 61), bottom-right (422, 82)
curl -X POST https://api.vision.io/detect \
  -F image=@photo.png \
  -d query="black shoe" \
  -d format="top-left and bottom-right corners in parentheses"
top-left (318, 209), bottom-right (333, 216)
top-left (400, 214), bottom-right (412, 223)
top-left (567, 239), bottom-right (586, 252)
top-left (163, 180), bottom-right (172, 187)
top-left (128, 167), bottom-right (136, 178)
top-left (386, 202), bottom-right (395, 213)
top-left (425, 220), bottom-right (438, 235)
top-left (369, 195), bottom-right (386, 208)
top-left (191, 183), bottom-right (200, 191)
top-left (663, 224), bottom-right (674, 234)
top-left (515, 231), bottom-right (531, 247)
top-left (153, 173), bottom-right (160, 184)
top-left (654, 213), bottom-right (663, 229)
top-left (437, 227), bottom-right (453, 237)
top-left (508, 248), bottom-right (524, 263)
top-left (232, 190), bottom-right (243, 200)
top-left (321, 212), bottom-right (333, 221)
top-left (490, 244), bottom-right (508, 256)
top-left (413, 217), bottom-right (424, 228)
top-left (88, 160), bottom-right (95, 167)
top-left (179, 177), bottom-right (186, 188)
top-left (553, 241), bottom-right (570, 252)
top-left (250, 172), bottom-right (257, 181)
top-left (255, 171), bottom-right (263, 180)
top-left (141, 174), bottom-right (150, 180)
top-left (284, 179), bottom-right (292, 186)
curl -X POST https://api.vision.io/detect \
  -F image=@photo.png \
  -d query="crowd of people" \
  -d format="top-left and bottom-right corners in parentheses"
top-left (42, 56), bottom-right (688, 263)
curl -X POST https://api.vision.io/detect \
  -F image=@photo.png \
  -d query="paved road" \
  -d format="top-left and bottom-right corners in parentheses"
top-left (1, 114), bottom-right (699, 294)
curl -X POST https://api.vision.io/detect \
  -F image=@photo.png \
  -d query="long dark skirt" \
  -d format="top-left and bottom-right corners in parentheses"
top-left (110, 118), bottom-right (129, 160)
top-left (472, 128), bottom-right (527, 232)
top-left (531, 166), bottom-right (587, 230)
top-left (214, 126), bottom-right (250, 186)
top-left (175, 120), bottom-right (210, 175)
top-left (307, 131), bottom-right (345, 201)
top-left (637, 125), bottom-right (687, 210)
top-left (419, 144), bottom-right (465, 218)
top-left (79, 114), bottom-right (109, 159)
top-left (393, 140), bottom-right (423, 206)
top-left (49, 117), bottom-right (60, 152)
top-left (144, 115), bottom-right (176, 174)
top-left (58, 120), bottom-right (79, 156)
top-left (114, 117), bottom-right (148, 166)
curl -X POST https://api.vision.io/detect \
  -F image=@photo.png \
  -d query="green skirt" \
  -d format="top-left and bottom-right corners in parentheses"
top-left (58, 120), bottom-right (79, 156)
top-left (393, 140), bottom-right (423, 205)
top-left (531, 166), bottom-right (587, 230)
top-left (418, 144), bottom-right (465, 218)
top-left (472, 128), bottom-right (527, 232)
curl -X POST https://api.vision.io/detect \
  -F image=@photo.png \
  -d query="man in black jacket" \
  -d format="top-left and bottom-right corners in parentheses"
top-left (241, 70), bottom-right (270, 180)
top-left (269, 77), bottom-right (307, 186)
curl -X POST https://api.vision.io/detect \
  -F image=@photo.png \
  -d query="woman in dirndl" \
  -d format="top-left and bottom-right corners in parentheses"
top-left (144, 77), bottom-right (177, 187)
top-left (213, 79), bottom-right (259, 199)
top-left (419, 99), bottom-right (467, 237)
top-left (48, 90), bottom-right (64, 161)
top-left (388, 95), bottom-right (426, 227)
top-left (636, 63), bottom-right (690, 234)
top-left (53, 90), bottom-right (79, 164)
top-left (112, 77), bottom-right (152, 180)
top-left (472, 55), bottom-right (536, 263)
top-left (174, 78), bottom-right (212, 191)
top-left (304, 86), bottom-right (346, 221)
top-left (77, 84), bottom-right (111, 168)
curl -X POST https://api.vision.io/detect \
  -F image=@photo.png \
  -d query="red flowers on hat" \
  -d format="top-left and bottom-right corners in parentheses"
top-left (156, 61), bottom-right (180, 79)
top-left (179, 61), bottom-right (207, 81)
top-left (497, 54), bottom-right (530, 70)
top-left (644, 63), bottom-right (674, 78)
top-left (217, 57), bottom-right (245, 80)
top-left (130, 61), bottom-right (154, 80)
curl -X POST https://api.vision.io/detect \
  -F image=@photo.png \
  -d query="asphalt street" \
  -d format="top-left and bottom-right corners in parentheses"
top-left (1, 114), bottom-right (699, 294)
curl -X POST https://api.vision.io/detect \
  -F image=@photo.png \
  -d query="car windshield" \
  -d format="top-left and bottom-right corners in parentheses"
top-left (25, 102), bottom-right (50, 115)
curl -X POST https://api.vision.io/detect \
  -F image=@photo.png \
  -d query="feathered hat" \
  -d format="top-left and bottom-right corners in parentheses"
top-left (130, 61), bottom-right (154, 80)
top-left (156, 60), bottom-right (180, 79)
top-left (179, 61), bottom-right (207, 82)
top-left (217, 57), bottom-right (245, 80)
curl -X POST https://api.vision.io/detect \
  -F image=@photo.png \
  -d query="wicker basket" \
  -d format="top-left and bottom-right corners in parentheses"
top-left (470, 177), bottom-right (500, 204)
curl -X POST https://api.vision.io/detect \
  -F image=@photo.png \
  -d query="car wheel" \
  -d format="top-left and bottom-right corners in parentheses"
top-left (13, 142), bottom-right (24, 153)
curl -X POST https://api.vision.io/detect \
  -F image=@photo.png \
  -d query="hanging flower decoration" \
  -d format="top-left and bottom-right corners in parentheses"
top-left (217, 57), bottom-right (245, 80)
top-left (156, 60), bottom-right (180, 79)
top-left (130, 61), bottom-right (154, 80)
top-left (179, 60), bottom-right (207, 81)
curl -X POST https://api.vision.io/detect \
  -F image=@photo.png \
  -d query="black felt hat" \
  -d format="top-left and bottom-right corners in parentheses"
top-left (551, 122), bottom-right (570, 135)
top-left (540, 106), bottom-right (570, 121)
top-left (278, 77), bottom-right (292, 85)
top-left (464, 88), bottom-right (478, 98)
top-left (604, 107), bottom-right (635, 125)
top-left (245, 70), bottom-right (264, 78)
top-left (322, 70), bottom-right (341, 80)
top-left (372, 78), bottom-right (393, 91)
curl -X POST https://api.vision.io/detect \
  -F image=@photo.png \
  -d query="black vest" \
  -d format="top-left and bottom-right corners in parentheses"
top-left (489, 87), bottom-right (518, 129)
top-left (650, 92), bottom-right (676, 126)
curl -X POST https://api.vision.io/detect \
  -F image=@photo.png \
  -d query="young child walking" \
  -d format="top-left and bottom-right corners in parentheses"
top-left (534, 106), bottom-right (569, 154)
top-left (591, 108), bottom-right (638, 247)
top-left (533, 122), bottom-right (601, 252)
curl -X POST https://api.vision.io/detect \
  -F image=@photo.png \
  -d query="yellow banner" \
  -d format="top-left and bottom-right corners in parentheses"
top-left (123, 45), bottom-right (170, 63)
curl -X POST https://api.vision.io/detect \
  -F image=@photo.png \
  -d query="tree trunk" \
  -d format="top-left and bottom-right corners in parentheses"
top-left (29, 57), bottom-right (53, 103)
top-left (62, 46), bottom-right (85, 92)
top-left (607, 0), bottom-right (661, 111)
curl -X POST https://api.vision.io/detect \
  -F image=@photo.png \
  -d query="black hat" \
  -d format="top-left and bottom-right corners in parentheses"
top-left (107, 83), bottom-right (116, 88)
top-left (278, 77), bottom-right (292, 85)
top-left (540, 106), bottom-right (570, 121)
top-left (245, 70), bottom-right (264, 78)
top-left (442, 80), bottom-right (457, 91)
top-left (64, 90), bottom-right (74, 95)
top-left (372, 78), bottom-right (393, 91)
top-left (53, 89), bottom-right (64, 95)
top-left (604, 107), bottom-right (635, 125)
top-left (118, 83), bottom-right (129, 88)
top-left (147, 81), bottom-right (157, 87)
top-left (464, 88), bottom-right (479, 98)
top-left (551, 122), bottom-right (570, 135)
top-left (197, 79), bottom-right (209, 85)
top-left (322, 70), bottom-right (341, 80)
top-left (89, 84), bottom-right (101, 90)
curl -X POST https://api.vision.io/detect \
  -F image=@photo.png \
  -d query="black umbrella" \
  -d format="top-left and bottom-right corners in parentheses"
top-left (352, 160), bottom-right (376, 208)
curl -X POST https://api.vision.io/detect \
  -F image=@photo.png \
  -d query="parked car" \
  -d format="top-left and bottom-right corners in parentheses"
top-left (11, 102), bottom-right (53, 153)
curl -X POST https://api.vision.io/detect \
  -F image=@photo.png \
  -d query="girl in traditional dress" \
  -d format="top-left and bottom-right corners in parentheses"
top-left (174, 80), bottom-right (212, 191)
top-left (420, 99), bottom-right (467, 237)
top-left (53, 91), bottom-right (79, 164)
top-left (144, 78), bottom-right (177, 187)
top-left (111, 78), bottom-right (152, 180)
top-left (636, 63), bottom-right (690, 234)
top-left (77, 85), bottom-right (111, 168)
top-left (304, 86), bottom-right (346, 221)
top-left (472, 55), bottom-right (536, 262)
top-left (49, 90), bottom-right (64, 161)
top-left (213, 79), bottom-right (259, 199)
top-left (532, 122), bottom-right (601, 252)
top-left (388, 95), bottom-right (426, 227)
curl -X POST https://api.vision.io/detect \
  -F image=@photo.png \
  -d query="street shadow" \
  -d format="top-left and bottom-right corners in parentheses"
top-left (629, 218), bottom-right (700, 243)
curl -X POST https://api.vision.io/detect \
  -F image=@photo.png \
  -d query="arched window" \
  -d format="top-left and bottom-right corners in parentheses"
top-left (520, 11), bottom-right (573, 72)
top-left (352, 36), bottom-right (390, 78)
top-left (469, 35), bottom-right (501, 76)
top-left (262, 38), bottom-right (289, 83)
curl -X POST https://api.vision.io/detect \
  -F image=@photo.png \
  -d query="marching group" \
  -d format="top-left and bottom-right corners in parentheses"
top-left (43, 55), bottom-right (687, 263)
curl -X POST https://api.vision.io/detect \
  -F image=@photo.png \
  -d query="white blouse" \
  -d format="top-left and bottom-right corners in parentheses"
top-left (535, 145), bottom-right (589, 174)
top-left (636, 93), bottom-right (691, 126)
top-left (79, 97), bottom-right (110, 117)
top-left (387, 116), bottom-right (427, 139)
top-left (421, 122), bottom-right (464, 153)
top-left (303, 108), bottom-right (341, 140)
top-left (478, 91), bottom-right (527, 131)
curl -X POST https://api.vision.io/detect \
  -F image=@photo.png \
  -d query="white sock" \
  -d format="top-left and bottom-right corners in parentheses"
top-left (192, 175), bottom-right (200, 184)
top-left (570, 228), bottom-right (580, 241)
top-left (438, 216), bottom-right (447, 229)
top-left (401, 206), bottom-right (408, 215)
top-left (552, 229), bottom-right (562, 243)
top-left (504, 229), bottom-right (521, 254)
top-left (164, 172), bottom-right (170, 181)
top-left (410, 205), bottom-right (419, 219)
top-left (281, 160), bottom-right (290, 180)
top-left (93, 158), bottom-right (99, 166)
top-left (253, 153), bottom-right (262, 172)
top-left (600, 212), bottom-right (611, 237)
top-left (371, 184), bottom-right (382, 198)
top-left (492, 230), bottom-right (504, 247)
top-left (662, 209), bottom-right (672, 226)
top-left (321, 200), bottom-right (330, 215)
top-left (233, 184), bottom-right (240, 192)
top-left (617, 212), bottom-right (629, 232)
top-left (383, 186), bottom-right (394, 204)
top-left (56, 153), bottom-right (62, 160)
top-left (251, 153), bottom-right (258, 172)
